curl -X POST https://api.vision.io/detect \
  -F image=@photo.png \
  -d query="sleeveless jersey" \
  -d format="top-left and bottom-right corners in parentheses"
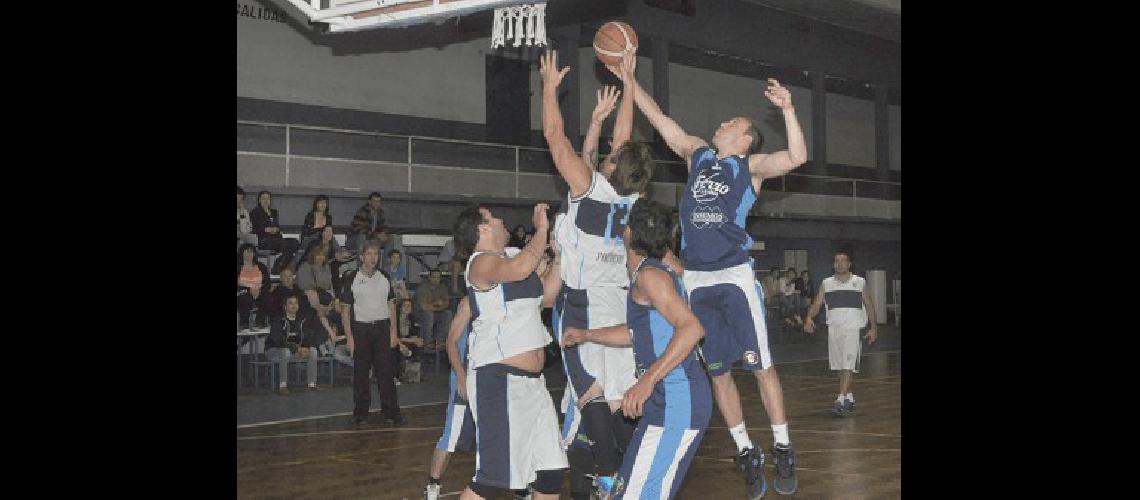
top-left (627, 258), bottom-right (707, 390)
top-left (821, 274), bottom-right (868, 329)
top-left (464, 247), bottom-right (551, 369)
top-left (555, 171), bottom-right (640, 289)
top-left (678, 147), bottom-right (757, 271)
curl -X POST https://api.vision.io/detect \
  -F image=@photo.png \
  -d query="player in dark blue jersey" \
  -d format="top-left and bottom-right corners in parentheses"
top-left (562, 200), bottom-right (710, 499)
top-left (624, 73), bottom-right (808, 497)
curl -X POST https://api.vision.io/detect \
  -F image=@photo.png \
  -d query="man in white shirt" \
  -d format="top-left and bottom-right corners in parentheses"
top-left (804, 250), bottom-right (878, 417)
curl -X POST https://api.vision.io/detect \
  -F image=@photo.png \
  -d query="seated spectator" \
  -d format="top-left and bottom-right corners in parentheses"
top-left (347, 192), bottom-right (389, 256)
top-left (264, 268), bottom-right (312, 322)
top-left (383, 249), bottom-right (410, 299)
top-left (298, 225), bottom-right (355, 281)
top-left (237, 243), bottom-right (271, 330)
top-left (762, 266), bottom-right (782, 306)
top-left (509, 224), bottom-right (528, 248)
top-left (296, 249), bottom-right (343, 341)
top-left (300, 195), bottom-right (333, 250)
top-left (780, 269), bottom-right (804, 327)
top-left (414, 269), bottom-right (453, 351)
top-left (393, 298), bottom-right (424, 383)
top-left (250, 190), bottom-right (300, 274)
top-left (799, 270), bottom-right (815, 317)
top-left (266, 295), bottom-right (324, 395)
top-left (237, 187), bottom-right (257, 249)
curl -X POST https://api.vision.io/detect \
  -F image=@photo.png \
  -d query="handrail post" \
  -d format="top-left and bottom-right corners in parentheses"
top-left (285, 125), bottom-right (291, 187)
top-left (852, 180), bottom-right (858, 217)
top-left (515, 147), bottom-right (520, 198)
top-left (407, 136), bottom-right (413, 192)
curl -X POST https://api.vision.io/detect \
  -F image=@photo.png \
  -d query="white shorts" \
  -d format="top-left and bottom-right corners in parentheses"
top-left (467, 363), bottom-right (569, 490)
top-left (555, 285), bottom-right (636, 402)
top-left (828, 326), bottom-right (862, 372)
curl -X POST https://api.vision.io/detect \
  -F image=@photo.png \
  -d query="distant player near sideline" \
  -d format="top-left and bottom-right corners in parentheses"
top-left (423, 297), bottom-right (475, 500)
top-left (803, 250), bottom-right (879, 417)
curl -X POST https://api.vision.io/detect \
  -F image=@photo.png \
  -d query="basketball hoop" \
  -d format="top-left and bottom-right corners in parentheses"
top-left (491, 2), bottom-right (546, 49)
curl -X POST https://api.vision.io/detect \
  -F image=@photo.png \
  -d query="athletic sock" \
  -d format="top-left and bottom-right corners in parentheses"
top-left (845, 393), bottom-right (854, 403)
top-left (729, 423), bottom-right (753, 453)
top-left (772, 423), bottom-right (790, 446)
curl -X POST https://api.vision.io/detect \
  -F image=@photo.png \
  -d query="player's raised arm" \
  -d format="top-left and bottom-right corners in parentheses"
top-left (540, 50), bottom-right (593, 197)
top-left (627, 60), bottom-right (707, 166)
top-left (583, 86), bottom-right (619, 170)
top-left (468, 204), bottom-right (550, 288)
top-left (597, 53), bottom-right (638, 173)
top-left (747, 79), bottom-right (808, 179)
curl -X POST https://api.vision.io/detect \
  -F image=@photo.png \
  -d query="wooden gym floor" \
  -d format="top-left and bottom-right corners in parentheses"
top-left (237, 350), bottom-right (901, 499)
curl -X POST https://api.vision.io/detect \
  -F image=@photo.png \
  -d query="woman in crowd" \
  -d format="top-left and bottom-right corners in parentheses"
top-left (301, 225), bottom-right (355, 282)
top-left (297, 248), bottom-right (342, 344)
top-left (250, 190), bottom-right (300, 273)
top-left (508, 224), bottom-right (529, 248)
top-left (393, 298), bottom-right (424, 384)
top-left (291, 195), bottom-right (335, 269)
top-left (237, 243), bottom-right (271, 330)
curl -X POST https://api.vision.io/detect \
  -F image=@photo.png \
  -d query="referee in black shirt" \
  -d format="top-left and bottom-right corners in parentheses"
top-left (340, 239), bottom-right (407, 426)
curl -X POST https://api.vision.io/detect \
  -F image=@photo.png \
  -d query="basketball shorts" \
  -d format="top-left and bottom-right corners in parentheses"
top-left (467, 363), bottom-right (568, 490)
top-left (828, 325), bottom-right (862, 373)
top-left (683, 261), bottom-right (773, 376)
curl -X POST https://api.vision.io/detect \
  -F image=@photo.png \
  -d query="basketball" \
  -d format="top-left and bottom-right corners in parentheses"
top-left (593, 21), bottom-right (638, 66)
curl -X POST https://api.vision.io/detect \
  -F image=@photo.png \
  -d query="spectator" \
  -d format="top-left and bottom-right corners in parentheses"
top-left (414, 269), bottom-right (453, 351)
top-left (300, 195), bottom-right (333, 250)
top-left (297, 248), bottom-right (342, 341)
top-left (237, 243), bottom-right (271, 330)
top-left (799, 270), bottom-right (815, 306)
top-left (779, 269), bottom-right (804, 328)
top-left (762, 266), bottom-right (782, 306)
top-left (237, 187), bottom-right (257, 248)
top-left (509, 224), bottom-right (528, 248)
top-left (265, 295), bottom-right (322, 395)
top-left (250, 190), bottom-right (300, 274)
top-left (299, 225), bottom-right (355, 284)
top-left (348, 192), bottom-right (388, 256)
top-left (393, 298), bottom-right (424, 384)
top-left (383, 249), bottom-right (410, 299)
top-left (264, 268), bottom-right (310, 320)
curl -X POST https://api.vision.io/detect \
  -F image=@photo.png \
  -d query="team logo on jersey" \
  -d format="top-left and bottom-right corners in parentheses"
top-left (743, 350), bottom-right (759, 365)
top-left (690, 168), bottom-right (731, 203)
top-left (691, 204), bottom-right (726, 229)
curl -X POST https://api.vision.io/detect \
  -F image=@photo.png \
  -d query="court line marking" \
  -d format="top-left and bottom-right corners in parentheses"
top-left (705, 426), bottom-right (901, 439)
top-left (238, 440), bottom-right (440, 473)
top-left (237, 427), bottom-right (444, 440)
top-left (236, 351), bottom-right (900, 429)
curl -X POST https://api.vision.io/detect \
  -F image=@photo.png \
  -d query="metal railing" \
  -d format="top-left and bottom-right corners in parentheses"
top-left (237, 120), bottom-right (901, 210)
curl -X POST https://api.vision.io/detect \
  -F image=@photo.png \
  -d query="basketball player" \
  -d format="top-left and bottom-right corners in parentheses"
top-left (625, 72), bottom-right (808, 496)
top-left (561, 200), bottom-right (711, 500)
top-left (803, 250), bottom-right (879, 417)
top-left (423, 297), bottom-right (475, 500)
top-left (453, 203), bottom-right (567, 500)
top-left (539, 49), bottom-right (653, 496)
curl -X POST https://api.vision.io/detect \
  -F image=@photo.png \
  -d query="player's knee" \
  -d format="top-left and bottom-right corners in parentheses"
top-left (532, 469), bottom-right (565, 494)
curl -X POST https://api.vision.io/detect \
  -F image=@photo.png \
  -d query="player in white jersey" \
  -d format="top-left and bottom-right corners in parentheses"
top-left (452, 203), bottom-right (567, 500)
top-left (804, 250), bottom-right (878, 417)
top-left (540, 50), bottom-right (656, 496)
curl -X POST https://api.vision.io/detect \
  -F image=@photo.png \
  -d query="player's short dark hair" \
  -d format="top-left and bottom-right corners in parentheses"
top-left (627, 200), bottom-right (672, 260)
top-left (453, 204), bottom-right (486, 257)
top-left (742, 117), bottom-right (764, 156)
top-left (834, 249), bottom-right (852, 261)
top-left (611, 142), bottom-right (655, 196)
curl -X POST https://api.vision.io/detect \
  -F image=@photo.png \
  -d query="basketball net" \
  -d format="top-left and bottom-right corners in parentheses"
top-left (491, 3), bottom-right (547, 49)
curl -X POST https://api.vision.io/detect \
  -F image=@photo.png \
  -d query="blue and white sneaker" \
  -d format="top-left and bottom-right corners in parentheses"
top-left (843, 398), bottom-right (855, 415)
top-left (832, 399), bottom-right (848, 417)
top-left (771, 443), bottom-right (798, 495)
top-left (735, 447), bottom-right (767, 499)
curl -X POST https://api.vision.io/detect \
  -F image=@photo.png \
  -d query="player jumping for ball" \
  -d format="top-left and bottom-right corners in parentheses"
top-left (625, 71), bottom-right (808, 497)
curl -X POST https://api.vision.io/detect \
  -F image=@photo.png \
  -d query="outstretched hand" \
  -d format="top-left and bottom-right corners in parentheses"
top-left (540, 50), bottom-right (570, 89)
top-left (591, 86), bottom-right (621, 124)
top-left (764, 78), bottom-right (794, 110)
top-left (606, 51), bottom-right (637, 82)
top-left (532, 203), bottom-right (550, 233)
